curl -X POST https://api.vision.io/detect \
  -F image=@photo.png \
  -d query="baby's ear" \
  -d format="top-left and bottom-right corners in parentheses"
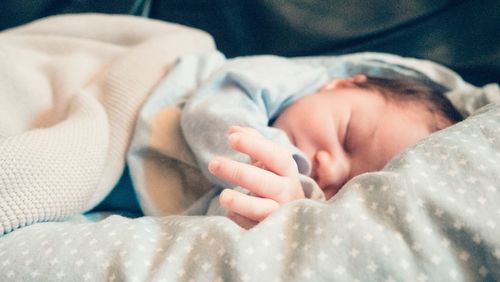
top-left (320, 74), bottom-right (367, 91)
top-left (320, 79), bottom-right (343, 91)
top-left (432, 112), bottom-right (455, 131)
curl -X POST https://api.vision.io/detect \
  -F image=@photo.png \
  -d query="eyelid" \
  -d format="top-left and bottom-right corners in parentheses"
top-left (343, 113), bottom-right (353, 153)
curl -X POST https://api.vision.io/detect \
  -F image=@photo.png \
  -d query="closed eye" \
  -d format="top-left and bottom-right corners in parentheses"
top-left (343, 115), bottom-right (353, 153)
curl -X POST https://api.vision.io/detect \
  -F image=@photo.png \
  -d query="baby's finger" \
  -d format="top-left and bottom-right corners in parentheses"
top-left (228, 132), bottom-right (297, 176)
top-left (228, 127), bottom-right (268, 168)
top-left (219, 189), bottom-right (279, 222)
top-left (227, 211), bottom-right (258, 230)
top-left (228, 126), bottom-right (262, 137)
top-left (209, 157), bottom-right (285, 199)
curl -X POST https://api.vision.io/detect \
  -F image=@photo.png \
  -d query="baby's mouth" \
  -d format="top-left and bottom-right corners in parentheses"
top-left (322, 185), bottom-right (342, 200)
top-left (311, 168), bottom-right (345, 200)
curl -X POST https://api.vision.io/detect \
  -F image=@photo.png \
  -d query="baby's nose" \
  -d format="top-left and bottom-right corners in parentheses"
top-left (314, 150), bottom-right (350, 199)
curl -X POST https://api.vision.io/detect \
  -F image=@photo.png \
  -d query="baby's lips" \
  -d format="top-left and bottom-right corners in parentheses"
top-left (322, 184), bottom-right (342, 200)
top-left (322, 174), bottom-right (351, 199)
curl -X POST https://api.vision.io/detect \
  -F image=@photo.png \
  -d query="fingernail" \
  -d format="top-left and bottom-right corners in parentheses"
top-left (228, 133), bottom-right (240, 146)
top-left (228, 126), bottom-right (241, 134)
top-left (208, 158), bottom-right (221, 173)
top-left (220, 189), bottom-right (233, 203)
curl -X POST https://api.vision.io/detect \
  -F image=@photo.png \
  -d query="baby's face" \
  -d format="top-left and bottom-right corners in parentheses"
top-left (272, 79), bottom-right (438, 199)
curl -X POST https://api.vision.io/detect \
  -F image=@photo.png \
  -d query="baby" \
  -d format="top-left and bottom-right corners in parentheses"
top-left (204, 73), bottom-right (462, 229)
top-left (130, 53), bottom-right (463, 228)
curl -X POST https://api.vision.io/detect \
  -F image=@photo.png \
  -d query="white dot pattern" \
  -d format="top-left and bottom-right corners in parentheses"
top-left (1, 105), bottom-right (500, 280)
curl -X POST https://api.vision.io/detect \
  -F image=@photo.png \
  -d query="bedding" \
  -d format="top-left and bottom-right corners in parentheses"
top-left (1, 14), bottom-right (500, 282)
top-left (1, 103), bottom-right (499, 281)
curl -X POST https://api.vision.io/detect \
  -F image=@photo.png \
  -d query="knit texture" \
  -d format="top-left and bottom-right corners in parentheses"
top-left (0, 14), bottom-right (215, 235)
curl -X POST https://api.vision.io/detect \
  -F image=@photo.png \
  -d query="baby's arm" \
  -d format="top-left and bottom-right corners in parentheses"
top-left (181, 56), bottom-right (328, 190)
top-left (208, 126), bottom-right (305, 229)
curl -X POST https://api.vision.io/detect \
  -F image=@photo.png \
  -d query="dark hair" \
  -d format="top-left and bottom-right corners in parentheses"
top-left (352, 75), bottom-right (463, 129)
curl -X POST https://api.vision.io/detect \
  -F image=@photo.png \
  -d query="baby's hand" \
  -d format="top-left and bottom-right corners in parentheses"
top-left (208, 126), bottom-right (305, 229)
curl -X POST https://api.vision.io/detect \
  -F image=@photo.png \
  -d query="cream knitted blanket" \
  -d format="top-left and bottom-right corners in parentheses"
top-left (0, 14), bottom-right (215, 235)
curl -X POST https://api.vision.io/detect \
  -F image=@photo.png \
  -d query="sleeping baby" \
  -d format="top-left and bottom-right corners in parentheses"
top-left (129, 51), bottom-right (463, 229)
top-left (206, 74), bottom-right (462, 229)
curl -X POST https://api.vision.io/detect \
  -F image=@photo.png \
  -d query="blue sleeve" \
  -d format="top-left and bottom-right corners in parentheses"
top-left (181, 55), bottom-right (329, 188)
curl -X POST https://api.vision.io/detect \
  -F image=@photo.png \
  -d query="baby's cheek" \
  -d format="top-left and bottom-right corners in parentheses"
top-left (349, 152), bottom-right (384, 178)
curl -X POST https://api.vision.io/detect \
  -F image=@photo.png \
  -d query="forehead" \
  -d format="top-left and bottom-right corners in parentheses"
top-left (331, 87), bottom-right (434, 126)
top-left (353, 97), bottom-right (434, 166)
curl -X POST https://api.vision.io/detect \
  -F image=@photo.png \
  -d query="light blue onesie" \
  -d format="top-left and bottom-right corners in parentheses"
top-left (129, 50), bottom-right (331, 216)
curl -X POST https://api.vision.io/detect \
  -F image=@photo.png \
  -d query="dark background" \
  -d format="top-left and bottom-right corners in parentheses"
top-left (1, 0), bottom-right (499, 85)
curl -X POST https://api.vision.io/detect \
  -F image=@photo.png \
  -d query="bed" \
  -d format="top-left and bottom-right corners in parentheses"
top-left (1, 7), bottom-right (500, 282)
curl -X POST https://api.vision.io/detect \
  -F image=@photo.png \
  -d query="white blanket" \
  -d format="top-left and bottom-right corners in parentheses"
top-left (0, 14), bottom-right (215, 235)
